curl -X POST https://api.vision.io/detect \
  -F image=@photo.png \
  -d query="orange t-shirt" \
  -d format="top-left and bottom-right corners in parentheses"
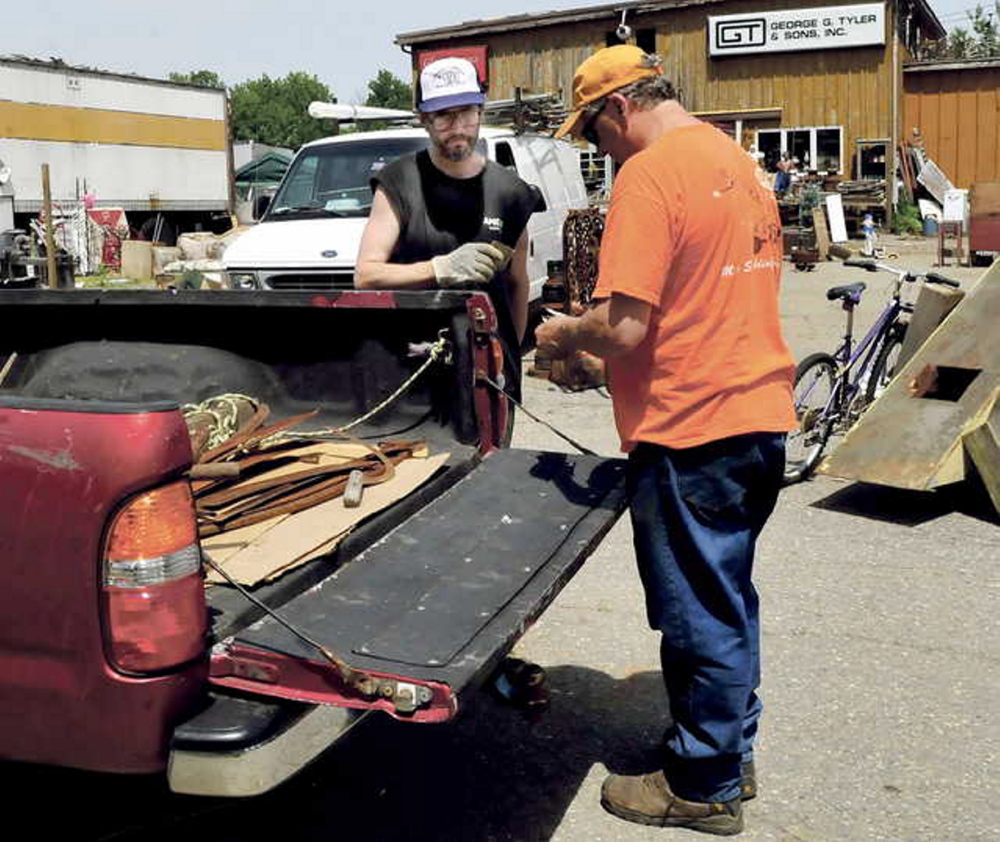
top-left (593, 122), bottom-right (796, 451)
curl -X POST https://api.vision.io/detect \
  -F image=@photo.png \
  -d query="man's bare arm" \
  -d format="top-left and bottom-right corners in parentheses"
top-left (535, 294), bottom-right (651, 359)
top-left (354, 189), bottom-right (436, 289)
top-left (508, 231), bottom-right (530, 343)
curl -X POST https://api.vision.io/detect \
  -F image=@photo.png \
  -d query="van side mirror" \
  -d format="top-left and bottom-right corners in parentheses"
top-left (530, 185), bottom-right (547, 213)
top-left (254, 193), bottom-right (272, 220)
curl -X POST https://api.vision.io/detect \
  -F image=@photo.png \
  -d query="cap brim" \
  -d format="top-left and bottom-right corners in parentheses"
top-left (554, 108), bottom-right (585, 140)
top-left (418, 91), bottom-right (486, 113)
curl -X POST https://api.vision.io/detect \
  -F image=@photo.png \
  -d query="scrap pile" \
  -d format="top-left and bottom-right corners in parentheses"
top-left (531, 209), bottom-right (607, 391)
top-left (184, 395), bottom-right (448, 585)
top-left (482, 92), bottom-right (568, 134)
top-left (836, 179), bottom-right (887, 205)
top-left (151, 229), bottom-right (245, 288)
top-left (897, 139), bottom-right (967, 233)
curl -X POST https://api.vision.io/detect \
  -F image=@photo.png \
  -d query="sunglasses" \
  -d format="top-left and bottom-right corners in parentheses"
top-left (580, 99), bottom-right (607, 147)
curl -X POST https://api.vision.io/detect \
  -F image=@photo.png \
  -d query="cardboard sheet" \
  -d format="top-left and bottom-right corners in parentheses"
top-left (204, 451), bottom-right (450, 586)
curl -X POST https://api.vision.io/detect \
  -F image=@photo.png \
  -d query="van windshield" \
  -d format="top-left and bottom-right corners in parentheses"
top-left (267, 137), bottom-right (430, 220)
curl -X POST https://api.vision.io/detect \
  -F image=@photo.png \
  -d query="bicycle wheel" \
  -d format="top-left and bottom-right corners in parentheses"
top-left (784, 352), bottom-right (838, 485)
top-left (865, 324), bottom-right (907, 404)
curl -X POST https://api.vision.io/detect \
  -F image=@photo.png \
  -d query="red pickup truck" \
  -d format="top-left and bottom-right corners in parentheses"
top-left (0, 288), bottom-right (625, 796)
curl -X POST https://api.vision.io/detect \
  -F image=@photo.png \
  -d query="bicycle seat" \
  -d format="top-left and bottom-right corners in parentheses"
top-left (826, 282), bottom-right (866, 302)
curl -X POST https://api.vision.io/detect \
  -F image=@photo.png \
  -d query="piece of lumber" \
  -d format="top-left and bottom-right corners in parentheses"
top-left (812, 207), bottom-right (830, 261)
top-left (897, 282), bottom-right (966, 368)
top-left (962, 388), bottom-right (1000, 516)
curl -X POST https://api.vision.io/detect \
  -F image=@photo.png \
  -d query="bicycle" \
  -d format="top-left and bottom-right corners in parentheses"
top-left (784, 258), bottom-right (960, 485)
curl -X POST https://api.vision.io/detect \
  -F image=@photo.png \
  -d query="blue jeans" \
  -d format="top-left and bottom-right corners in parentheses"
top-left (626, 432), bottom-right (785, 804)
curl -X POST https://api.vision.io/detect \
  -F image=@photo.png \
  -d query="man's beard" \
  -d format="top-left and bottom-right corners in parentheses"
top-left (434, 132), bottom-right (477, 162)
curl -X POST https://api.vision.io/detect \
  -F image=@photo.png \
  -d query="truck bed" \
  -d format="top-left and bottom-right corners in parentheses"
top-left (0, 290), bottom-right (489, 635)
top-left (0, 289), bottom-right (627, 789)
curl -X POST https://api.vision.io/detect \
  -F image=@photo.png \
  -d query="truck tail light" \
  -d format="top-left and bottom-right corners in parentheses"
top-left (102, 481), bottom-right (207, 674)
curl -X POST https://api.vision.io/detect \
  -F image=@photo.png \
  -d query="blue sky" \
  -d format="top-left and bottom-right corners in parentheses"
top-left (2, 1), bottom-right (989, 104)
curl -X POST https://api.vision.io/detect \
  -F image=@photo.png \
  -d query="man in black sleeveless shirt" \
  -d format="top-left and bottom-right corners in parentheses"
top-left (354, 56), bottom-right (540, 396)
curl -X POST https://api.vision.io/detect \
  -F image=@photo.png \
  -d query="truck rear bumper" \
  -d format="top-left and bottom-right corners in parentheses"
top-left (168, 692), bottom-right (368, 796)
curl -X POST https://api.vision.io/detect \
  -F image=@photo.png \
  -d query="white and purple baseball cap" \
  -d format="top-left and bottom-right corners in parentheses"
top-left (418, 57), bottom-right (486, 113)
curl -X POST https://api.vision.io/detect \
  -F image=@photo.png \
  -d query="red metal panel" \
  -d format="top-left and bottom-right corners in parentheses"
top-left (0, 403), bottom-right (206, 772)
top-left (465, 292), bottom-right (507, 452)
top-left (970, 216), bottom-right (1000, 252)
top-left (309, 291), bottom-right (398, 309)
top-left (417, 46), bottom-right (490, 85)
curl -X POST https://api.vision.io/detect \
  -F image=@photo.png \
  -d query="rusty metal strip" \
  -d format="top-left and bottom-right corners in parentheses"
top-left (209, 643), bottom-right (456, 722)
top-left (196, 446), bottom-right (419, 536)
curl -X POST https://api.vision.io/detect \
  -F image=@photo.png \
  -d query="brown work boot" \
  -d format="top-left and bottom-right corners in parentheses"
top-left (601, 769), bottom-right (744, 835)
top-left (740, 761), bottom-right (756, 801)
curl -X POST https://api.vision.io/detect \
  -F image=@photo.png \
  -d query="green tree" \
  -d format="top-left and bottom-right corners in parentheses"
top-left (365, 69), bottom-right (412, 110)
top-left (924, 3), bottom-right (1000, 59)
top-left (230, 72), bottom-right (335, 148)
top-left (967, 3), bottom-right (1000, 55)
top-left (169, 69), bottom-right (225, 88)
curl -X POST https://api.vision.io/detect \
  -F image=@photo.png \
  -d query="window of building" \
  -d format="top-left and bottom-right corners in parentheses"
top-left (755, 126), bottom-right (843, 174)
top-left (757, 132), bottom-right (782, 172)
top-left (815, 129), bottom-right (841, 173)
top-left (856, 140), bottom-right (888, 180)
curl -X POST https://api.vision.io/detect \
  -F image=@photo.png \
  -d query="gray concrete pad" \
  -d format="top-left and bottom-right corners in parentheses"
top-left (502, 238), bottom-right (999, 841)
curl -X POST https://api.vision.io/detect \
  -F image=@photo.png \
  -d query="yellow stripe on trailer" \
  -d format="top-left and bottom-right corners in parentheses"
top-left (0, 100), bottom-right (226, 151)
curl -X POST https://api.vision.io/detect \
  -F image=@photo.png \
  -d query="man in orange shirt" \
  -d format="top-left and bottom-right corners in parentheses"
top-left (537, 46), bottom-right (795, 836)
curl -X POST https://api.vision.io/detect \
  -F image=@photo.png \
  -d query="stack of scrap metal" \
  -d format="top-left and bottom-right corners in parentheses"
top-left (184, 396), bottom-right (448, 585)
top-left (531, 209), bottom-right (607, 391)
top-left (482, 92), bottom-right (568, 134)
top-left (837, 180), bottom-right (887, 204)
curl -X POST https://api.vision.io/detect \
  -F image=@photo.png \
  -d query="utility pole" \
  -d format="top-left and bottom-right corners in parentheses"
top-left (41, 164), bottom-right (57, 288)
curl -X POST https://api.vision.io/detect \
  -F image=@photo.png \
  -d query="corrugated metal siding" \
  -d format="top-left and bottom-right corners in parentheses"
top-left (415, 0), bottom-right (897, 176)
top-left (903, 67), bottom-right (1000, 188)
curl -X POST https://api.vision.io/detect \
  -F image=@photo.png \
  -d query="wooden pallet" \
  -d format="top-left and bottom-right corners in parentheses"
top-left (819, 259), bottom-right (1000, 489)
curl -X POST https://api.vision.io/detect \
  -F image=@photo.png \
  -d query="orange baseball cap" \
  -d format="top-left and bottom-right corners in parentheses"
top-left (555, 45), bottom-right (664, 139)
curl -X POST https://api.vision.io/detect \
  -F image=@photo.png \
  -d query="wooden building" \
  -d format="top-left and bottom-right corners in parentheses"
top-left (903, 58), bottom-right (1000, 189)
top-left (397, 0), bottom-right (946, 198)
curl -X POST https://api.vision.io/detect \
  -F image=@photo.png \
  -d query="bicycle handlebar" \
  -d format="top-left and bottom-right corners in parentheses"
top-left (843, 258), bottom-right (876, 270)
top-left (843, 258), bottom-right (960, 288)
top-left (924, 272), bottom-right (961, 288)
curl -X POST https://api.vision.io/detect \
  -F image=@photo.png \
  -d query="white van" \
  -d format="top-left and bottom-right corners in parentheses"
top-left (222, 127), bottom-right (588, 302)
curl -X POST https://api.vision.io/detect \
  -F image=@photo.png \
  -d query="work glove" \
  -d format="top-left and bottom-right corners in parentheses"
top-left (431, 241), bottom-right (507, 288)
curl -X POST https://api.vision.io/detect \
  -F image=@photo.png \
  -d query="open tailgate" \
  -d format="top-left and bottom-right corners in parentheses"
top-left (207, 448), bottom-right (626, 720)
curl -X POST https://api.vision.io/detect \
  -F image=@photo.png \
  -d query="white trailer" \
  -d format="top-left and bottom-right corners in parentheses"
top-left (0, 57), bottom-right (232, 240)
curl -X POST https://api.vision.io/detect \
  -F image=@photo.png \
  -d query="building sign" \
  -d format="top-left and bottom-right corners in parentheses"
top-left (416, 46), bottom-right (489, 85)
top-left (708, 3), bottom-right (885, 57)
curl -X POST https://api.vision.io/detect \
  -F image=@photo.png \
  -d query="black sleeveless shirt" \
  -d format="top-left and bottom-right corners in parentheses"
top-left (373, 150), bottom-right (540, 398)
